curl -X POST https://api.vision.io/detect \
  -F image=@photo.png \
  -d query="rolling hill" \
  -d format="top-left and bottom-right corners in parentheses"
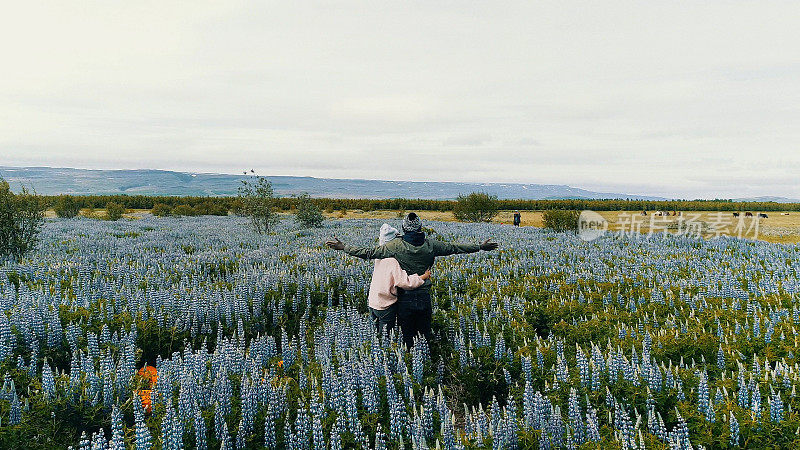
top-left (1, 166), bottom-right (670, 200)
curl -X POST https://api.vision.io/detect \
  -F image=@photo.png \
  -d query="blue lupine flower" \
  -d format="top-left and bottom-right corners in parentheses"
top-left (194, 401), bottom-right (207, 450)
top-left (110, 404), bottom-right (125, 450)
top-left (729, 412), bottom-right (740, 447)
top-left (134, 398), bottom-right (152, 450)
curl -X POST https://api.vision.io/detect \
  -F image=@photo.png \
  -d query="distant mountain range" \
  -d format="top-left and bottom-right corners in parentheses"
top-left (0, 166), bottom-right (797, 202)
top-left (0, 166), bottom-right (668, 200)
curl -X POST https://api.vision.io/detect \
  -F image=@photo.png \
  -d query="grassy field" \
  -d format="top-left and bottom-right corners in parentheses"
top-left (592, 210), bottom-right (799, 243)
top-left (44, 208), bottom-right (800, 243)
top-left (43, 208), bottom-right (151, 220)
top-left (321, 209), bottom-right (546, 226)
top-left (325, 209), bottom-right (800, 243)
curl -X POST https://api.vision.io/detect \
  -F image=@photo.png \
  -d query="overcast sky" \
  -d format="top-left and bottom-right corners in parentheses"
top-left (2, 1), bottom-right (799, 198)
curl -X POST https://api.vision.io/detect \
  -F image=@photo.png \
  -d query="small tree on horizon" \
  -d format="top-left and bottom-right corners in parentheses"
top-left (0, 179), bottom-right (45, 261)
top-left (105, 202), bottom-right (126, 221)
top-left (542, 209), bottom-right (580, 232)
top-left (54, 195), bottom-right (80, 218)
top-left (237, 171), bottom-right (279, 234)
top-left (151, 203), bottom-right (172, 217)
top-left (453, 192), bottom-right (499, 223)
top-left (294, 193), bottom-right (324, 228)
top-left (172, 204), bottom-right (198, 216)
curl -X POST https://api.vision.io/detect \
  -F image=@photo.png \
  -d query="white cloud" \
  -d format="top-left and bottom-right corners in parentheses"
top-left (1, 1), bottom-right (799, 198)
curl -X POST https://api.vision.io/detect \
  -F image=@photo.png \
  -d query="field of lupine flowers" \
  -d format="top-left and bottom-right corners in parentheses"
top-left (2, 215), bottom-right (800, 449)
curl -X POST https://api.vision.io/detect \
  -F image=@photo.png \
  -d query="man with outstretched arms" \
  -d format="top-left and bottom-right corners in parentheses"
top-left (326, 212), bottom-right (498, 348)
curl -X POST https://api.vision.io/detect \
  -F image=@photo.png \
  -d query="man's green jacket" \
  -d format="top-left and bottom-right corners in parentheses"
top-left (343, 238), bottom-right (480, 290)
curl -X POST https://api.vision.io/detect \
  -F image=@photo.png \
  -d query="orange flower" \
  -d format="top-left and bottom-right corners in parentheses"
top-left (277, 360), bottom-right (284, 368)
top-left (138, 365), bottom-right (158, 387)
top-left (138, 389), bottom-right (153, 413)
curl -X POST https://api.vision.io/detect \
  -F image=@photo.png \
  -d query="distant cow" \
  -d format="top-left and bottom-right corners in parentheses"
top-left (745, 212), bottom-right (753, 217)
top-left (733, 212), bottom-right (740, 217)
top-left (758, 213), bottom-right (768, 219)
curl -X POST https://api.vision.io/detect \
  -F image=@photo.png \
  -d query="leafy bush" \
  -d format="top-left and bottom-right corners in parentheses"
top-left (194, 200), bottom-right (228, 216)
top-left (453, 192), bottom-right (499, 222)
top-left (151, 203), bottom-right (172, 217)
top-left (294, 193), bottom-right (324, 228)
top-left (542, 209), bottom-right (579, 232)
top-left (171, 204), bottom-right (198, 216)
top-left (229, 198), bottom-right (244, 215)
top-left (53, 195), bottom-right (80, 218)
top-left (237, 172), bottom-right (279, 234)
top-left (0, 179), bottom-right (45, 261)
top-left (105, 202), bottom-right (125, 221)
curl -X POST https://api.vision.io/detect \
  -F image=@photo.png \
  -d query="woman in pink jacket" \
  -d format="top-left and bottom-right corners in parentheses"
top-left (369, 223), bottom-right (431, 338)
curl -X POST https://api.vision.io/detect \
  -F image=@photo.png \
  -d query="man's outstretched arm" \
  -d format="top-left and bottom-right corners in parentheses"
top-left (325, 238), bottom-right (394, 259)
top-left (431, 238), bottom-right (498, 256)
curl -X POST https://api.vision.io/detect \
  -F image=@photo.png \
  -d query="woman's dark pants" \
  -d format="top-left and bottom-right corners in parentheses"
top-left (370, 304), bottom-right (397, 340)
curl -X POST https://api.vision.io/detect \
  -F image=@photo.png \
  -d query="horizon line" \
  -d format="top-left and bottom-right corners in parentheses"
top-left (2, 164), bottom-right (797, 203)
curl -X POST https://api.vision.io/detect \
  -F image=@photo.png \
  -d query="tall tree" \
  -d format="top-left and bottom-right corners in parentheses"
top-left (237, 171), bottom-right (280, 234)
top-left (294, 193), bottom-right (324, 228)
top-left (0, 179), bottom-right (45, 261)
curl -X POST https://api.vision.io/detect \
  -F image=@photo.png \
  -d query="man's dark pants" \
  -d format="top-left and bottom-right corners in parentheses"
top-left (397, 288), bottom-right (432, 348)
top-left (370, 304), bottom-right (397, 340)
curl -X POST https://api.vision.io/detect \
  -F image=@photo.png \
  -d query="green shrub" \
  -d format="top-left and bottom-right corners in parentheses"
top-left (294, 193), bottom-right (324, 228)
top-left (237, 173), bottom-right (279, 234)
top-left (194, 200), bottom-right (228, 216)
top-left (172, 204), bottom-right (198, 216)
top-left (453, 192), bottom-right (499, 222)
top-left (105, 202), bottom-right (125, 221)
top-left (0, 179), bottom-right (45, 261)
top-left (53, 195), bottom-right (80, 218)
top-left (542, 209), bottom-right (580, 232)
top-left (151, 203), bottom-right (172, 217)
top-left (229, 198), bottom-right (244, 215)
